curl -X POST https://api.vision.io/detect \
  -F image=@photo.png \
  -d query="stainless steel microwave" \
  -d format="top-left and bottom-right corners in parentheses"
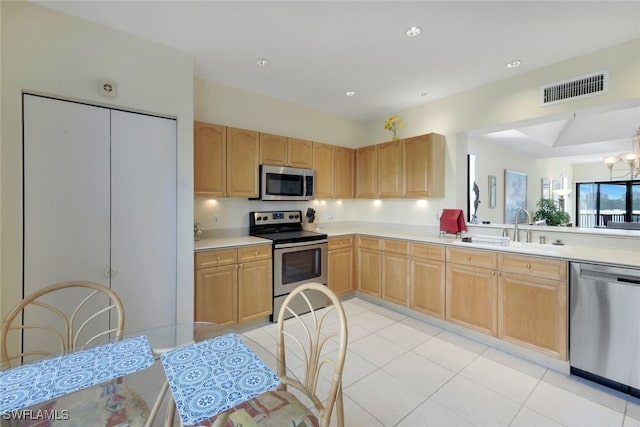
top-left (259, 165), bottom-right (315, 201)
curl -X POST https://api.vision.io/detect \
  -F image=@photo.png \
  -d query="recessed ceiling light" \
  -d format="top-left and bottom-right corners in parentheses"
top-left (405, 26), bottom-right (422, 37)
top-left (256, 58), bottom-right (270, 67)
top-left (506, 60), bottom-right (522, 68)
top-left (345, 91), bottom-right (356, 97)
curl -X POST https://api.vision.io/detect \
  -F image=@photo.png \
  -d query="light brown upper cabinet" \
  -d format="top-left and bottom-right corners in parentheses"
top-left (334, 146), bottom-right (355, 199)
top-left (378, 140), bottom-right (403, 198)
top-left (313, 142), bottom-right (335, 199)
top-left (356, 132), bottom-right (445, 199)
top-left (260, 133), bottom-right (313, 168)
top-left (226, 127), bottom-right (259, 198)
top-left (194, 122), bottom-right (258, 198)
top-left (403, 133), bottom-right (445, 198)
top-left (194, 121), bottom-right (226, 197)
top-left (356, 145), bottom-right (378, 198)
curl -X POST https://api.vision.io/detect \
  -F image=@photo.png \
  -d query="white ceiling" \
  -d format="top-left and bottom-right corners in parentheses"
top-left (35, 1), bottom-right (640, 160)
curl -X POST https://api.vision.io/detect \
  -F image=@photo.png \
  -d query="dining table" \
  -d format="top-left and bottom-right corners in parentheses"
top-left (0, 322), bottom-right (293, 427)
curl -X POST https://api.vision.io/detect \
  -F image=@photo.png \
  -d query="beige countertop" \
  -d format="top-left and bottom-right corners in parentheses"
top-left (194, 226), bottom-right (639, 268)
top-left (194, 236), bottom-right (271, 251)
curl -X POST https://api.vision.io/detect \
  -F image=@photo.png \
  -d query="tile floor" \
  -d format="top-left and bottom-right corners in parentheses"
top-left (242, 296), bottom-right (640, 427)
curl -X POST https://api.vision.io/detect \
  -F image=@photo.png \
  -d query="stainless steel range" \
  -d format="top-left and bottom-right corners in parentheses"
top-left (249, 210), bottom-right (328, 321)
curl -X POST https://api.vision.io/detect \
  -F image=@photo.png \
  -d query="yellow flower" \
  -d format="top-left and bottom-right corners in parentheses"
top-left (383, 115), bottom-right (405, 140)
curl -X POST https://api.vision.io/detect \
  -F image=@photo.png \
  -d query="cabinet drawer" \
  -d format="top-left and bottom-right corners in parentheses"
top-left (498, 254), bottom-right (567, 281)
top-left (411, 243), bottom-right (445, 261)
top-left (358, 236), bottom-right (381, 250)
top-left (329, 236), bottom-right (354, 250)
top-left (383, 239), bottom-right (409, 255)
top-left (446, 247), bottom-right (497, 269)
top-left (238, 244), bottom-right (272, 263)
top-left (195, 248), bottom-right (237, 269)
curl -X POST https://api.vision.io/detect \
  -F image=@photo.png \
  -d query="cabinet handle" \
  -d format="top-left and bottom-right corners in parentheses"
top-left (526, 264), bottom-right (532, 269)
top-left (424, 250), bottom-right (429, 254)
top-left (238, 264), bottom-right (242, 269)
top-left (216, 256), bottom-right (221, 261)
top-left (255, 250), bottom-right (259, 256)
top-left (492, 271), bottom-right (496, 276)
top-left (466, 256), bottom-right (471, 260)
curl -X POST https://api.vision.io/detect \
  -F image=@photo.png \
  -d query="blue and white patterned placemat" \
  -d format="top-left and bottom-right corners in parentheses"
top-left (0, 335), bottom-right (154, 415)
top-left (161, 333), bottom-right (281, 426)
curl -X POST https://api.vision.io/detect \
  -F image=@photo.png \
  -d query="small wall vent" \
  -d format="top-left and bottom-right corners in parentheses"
top-left (540, 70), bottom-right (608, 106)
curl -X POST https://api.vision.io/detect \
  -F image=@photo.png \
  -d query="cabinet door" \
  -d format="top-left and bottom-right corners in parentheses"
top-left (226, 127), bottom-right (259, 197)
top-left (328, 247), bottom-right (353, 296)
top-left (313, 142), bottom-right (335, 199)
top-left (111, 110), bottom-right (177, 332)
top-left (195, 265), bottom-right (238, 326)
top-left (411, 258), bottom-right (445, 319)
top-left (498, 273), bottom-right (567, 359)
top-left (403, 133), bottom-right (445, 198)
top-left (259, 133), bottom-right (288, 166)
top-left (287, 138), bottom-right (314, 168)
top-left (446, 263), bottom-right (498, 336)
top-left (358, 248), bottom-right (381, 297)
top-left (238, 259), bottom-right (273, 322)
top-left (194, 121), bottom-right (226, 197)
top-left (334, 146), bottom-right (354, 199)
top-left (356, 145), bottom-right (378, 198)
top-left (382, 251), bottom-right (409, 306)
top-left (378, 140), bottom-right (402, 198)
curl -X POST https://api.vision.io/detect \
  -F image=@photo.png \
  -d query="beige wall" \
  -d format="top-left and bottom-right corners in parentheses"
top-left (1, 1), bottom-right (194, 323)
top-left (194, 78), bottom-right (365, 148)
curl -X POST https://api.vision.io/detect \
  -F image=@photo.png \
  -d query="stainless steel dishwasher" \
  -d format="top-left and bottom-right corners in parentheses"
top-left (570, 262), bottom-right (640, 396)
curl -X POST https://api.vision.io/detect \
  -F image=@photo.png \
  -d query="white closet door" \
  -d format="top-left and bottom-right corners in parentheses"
top-left (110, 110), bottom-right (177, 333)
top-left (24, 95), bottom-right (111, 288)
top-left (23, 95), bottom-right (111, 351)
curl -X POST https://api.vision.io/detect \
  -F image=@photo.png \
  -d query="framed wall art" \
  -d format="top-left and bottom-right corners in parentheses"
top-left (488, 175), bottom-right (497, 208)
top-left (504, 170), bottom-right (527, 224)
top-left (541, 177), bottom-right (551, 199)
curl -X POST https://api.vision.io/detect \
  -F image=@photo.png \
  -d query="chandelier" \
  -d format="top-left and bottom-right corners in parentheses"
top-left (602, 127), bottom-right (640, 180)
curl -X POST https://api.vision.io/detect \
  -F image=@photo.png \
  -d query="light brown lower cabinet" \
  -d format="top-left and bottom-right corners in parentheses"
top-left (497, 254), bottom-right (568, 360)
top-left (195, 263), bottom-right (237, 326)
top-left (357, 236), bottom-right (382, 297)
top-left (445, 262), bottom-right (498, 336)
top-left (328, 236), bottom-right (354, 297)
top-left (195, 244), bottom-right (272, 326)
top-left (410, 243), bottom-right (445, 319)
top-left (382, 239), bottom-right (410, 306)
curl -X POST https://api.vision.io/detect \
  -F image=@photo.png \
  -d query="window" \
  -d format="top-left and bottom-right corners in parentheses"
top-left (576, 180), bottom-right (640, 227)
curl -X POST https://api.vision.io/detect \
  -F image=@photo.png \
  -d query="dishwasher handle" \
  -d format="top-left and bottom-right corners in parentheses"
top-left (619, 277), bottom-right (640, 286)
top-left (578, 263), bottom-right (640, 286)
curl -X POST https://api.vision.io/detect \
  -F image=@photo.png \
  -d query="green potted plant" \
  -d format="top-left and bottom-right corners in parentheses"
top-left (533, 198), bottom-right (571, 226)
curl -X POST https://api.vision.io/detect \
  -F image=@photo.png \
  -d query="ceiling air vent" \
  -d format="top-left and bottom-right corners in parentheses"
top-left (540, 70), bottom-right (608, 106)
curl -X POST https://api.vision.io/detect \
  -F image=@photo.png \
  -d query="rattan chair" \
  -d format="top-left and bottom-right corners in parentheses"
top-left (1, 281), bottom-right (149, 426)
top-left (197, 282), bottom-right (349, 427)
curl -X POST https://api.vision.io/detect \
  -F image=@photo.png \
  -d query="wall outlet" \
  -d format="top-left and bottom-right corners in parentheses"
top-left (212, 215), bottom-right (221, 226)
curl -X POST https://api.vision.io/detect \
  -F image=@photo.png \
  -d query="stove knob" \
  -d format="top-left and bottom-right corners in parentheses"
top-left (256, 216), bottom-right (261, 221)
top-left (289, 215), bottom-right (294, 219)
top-left (262, 216), bottom-right (268, 221)
top-left (294, 214), bottom-right (299, 219)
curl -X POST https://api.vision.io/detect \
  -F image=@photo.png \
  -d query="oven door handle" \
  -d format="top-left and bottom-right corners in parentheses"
top-left (274, 239), bottom-right (328, 249)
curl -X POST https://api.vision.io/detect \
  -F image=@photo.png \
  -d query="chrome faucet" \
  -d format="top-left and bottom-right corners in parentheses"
top-left (513, 208), bottom-right (532, 242)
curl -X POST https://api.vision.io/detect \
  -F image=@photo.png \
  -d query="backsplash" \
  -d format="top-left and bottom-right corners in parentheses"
top-left (194, 197), bottom-right (447, 231)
